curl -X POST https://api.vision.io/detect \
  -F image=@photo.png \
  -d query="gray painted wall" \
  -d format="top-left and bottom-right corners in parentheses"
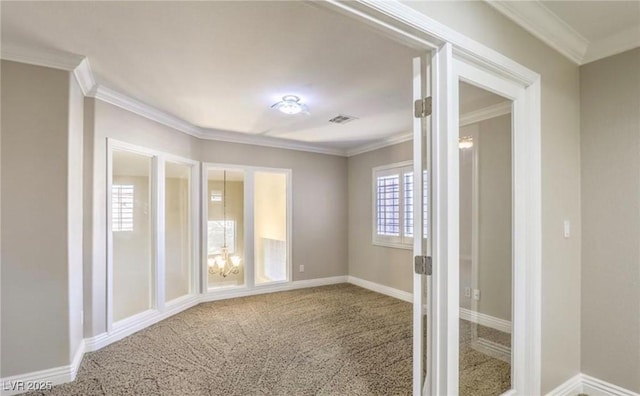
top-left (580, 48), bottom-right (640, 392)
top-left (401, 2), bottom-right (582, 391)
top-left (0, 61), bottom-right (79, 377)
top-left (198, 139), bottom-right (348, 283)
top-left (68, 69), bottom-right (85, 364)
top-left (347, 141), bottom-right (414, 293)
top-left (476, 115), bottom-right (512, 322)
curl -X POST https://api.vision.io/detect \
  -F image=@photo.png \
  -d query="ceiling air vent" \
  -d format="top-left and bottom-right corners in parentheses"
top-left (329, 114), bottom-right (358, 124)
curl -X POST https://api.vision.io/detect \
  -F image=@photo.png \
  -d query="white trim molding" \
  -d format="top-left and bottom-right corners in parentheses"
top-left (0, 341), bottom-right (85, 396)
top-left (459, 101), bottom-right (511, 127)
top-left (0, 43), bottom-right (85, 72)
top-left (583, 25), bottom-right (640, 65)
top-left (347, 276), bottom-right (413, 303)
top-left (460, 308), bottom-right (512, 334)
top-left (485, 1), bottom-right (588, 64)
top-left (546, 374), bottom-right (640, 396)
top-left (346, 132), bottom-right (413, 157)
top-left (485, 0), bottom-right (640, 65)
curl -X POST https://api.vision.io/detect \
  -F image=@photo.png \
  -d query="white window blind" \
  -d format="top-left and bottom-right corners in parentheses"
top-left (112, 184), bottom-right (134, 232)
top-left (376, 175), bottom-right (400, 236)
top-left (373, 162), bottom-right (428, 248)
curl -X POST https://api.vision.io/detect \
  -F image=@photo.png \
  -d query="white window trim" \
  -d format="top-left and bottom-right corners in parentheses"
top-left (372, 160), bottom-right (413, 250)
top-left (106, 138), bottom-right (200, 332)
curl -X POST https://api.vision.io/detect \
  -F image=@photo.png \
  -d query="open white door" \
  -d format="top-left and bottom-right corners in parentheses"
top-left (413, 43), bottom-right (457, 396)
top-left (411, 53), bottom-right (429, 396)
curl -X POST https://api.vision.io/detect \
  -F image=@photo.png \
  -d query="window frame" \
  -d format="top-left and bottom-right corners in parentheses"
top-left (372, 160), bottom-right (414, 249)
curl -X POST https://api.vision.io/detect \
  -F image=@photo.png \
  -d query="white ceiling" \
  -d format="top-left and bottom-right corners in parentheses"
top-left (488, 0), bottom-right (640, 64)
top-left (1, 1), bottom-right (508, 155)
top-left (1, 1), bottom-right (422, 152)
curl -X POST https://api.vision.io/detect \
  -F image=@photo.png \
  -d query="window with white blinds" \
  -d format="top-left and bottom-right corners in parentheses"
top-left (112, 184), bottom-right (134, 232)
top-left (373, 162), bottom-right (428, 248)
top-left (376, 175), bottom-right (400, 236)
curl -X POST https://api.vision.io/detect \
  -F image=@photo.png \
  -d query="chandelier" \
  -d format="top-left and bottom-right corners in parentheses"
top-left (208, 170), bottom-right (241, 277)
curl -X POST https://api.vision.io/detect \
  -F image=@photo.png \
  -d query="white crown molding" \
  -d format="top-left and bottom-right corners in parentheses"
top-left (460, 101), bottom-right (511, 127)
top-left (346, 132), bottom-right (412, 157)
top-left (73, 58), bottom-right (97, 96)
top-left (485, 0), bottom-right (640, 65)
top-left (485, 1), bottom-right (589, 65)
top-left (0, 43), bottom-right (84, 71)
top-left (91, 85), bottom-right (206, 139)
top-left (199, 128), bottom-right (347, 156)
top-left (90, 85), bottom-right (347, 156)
top-left (584, 25), bottom-right (640, 65)
top-left (0, 43), bottom-right (96, 94)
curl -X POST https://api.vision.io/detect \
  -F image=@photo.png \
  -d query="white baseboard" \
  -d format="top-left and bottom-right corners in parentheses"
top-left (347, 276), bottom-right (413, 303)
top-left (582, 374), bottom-right (640, 396)
top-left (200, 276), bottom-right (348, 303)
top-left (85, 295), bottom-right (201, 352)
top-left (471, 337), bottom-right (511, 363)
top-left (460, 307), bottom-right (512, 334)
top-left (546, 373), bottom-right (640, 396)
top-left (1, 341), bottom-right (85, 396)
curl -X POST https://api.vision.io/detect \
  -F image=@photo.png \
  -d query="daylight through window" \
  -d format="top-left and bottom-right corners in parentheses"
top-left (112, 184), bottom-right (134, 232)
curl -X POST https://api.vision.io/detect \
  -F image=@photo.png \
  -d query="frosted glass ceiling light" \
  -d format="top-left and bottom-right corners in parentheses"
top-left (271, 95), bottom-right (308, 115)
top-left (459, 136), bottom-right (474, 149)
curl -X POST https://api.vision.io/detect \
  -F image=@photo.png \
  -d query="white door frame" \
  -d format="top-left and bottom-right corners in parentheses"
top-left (324, 2), bottom-right (542, 395)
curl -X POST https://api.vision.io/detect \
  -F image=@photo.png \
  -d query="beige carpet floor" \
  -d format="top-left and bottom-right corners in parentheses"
top-left (25, 284), bottom-right (510, 396)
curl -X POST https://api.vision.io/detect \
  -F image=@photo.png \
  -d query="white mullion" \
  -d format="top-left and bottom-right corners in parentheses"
top-left (190, 163), bottom-right (200, 296)
top-left (154, 156), bottom-right (165, 312)
top-left (201, 163), bottom-right (209, 293)
top-left (244, 171), bottom-right (255, 289)
top-left (106, 140), bottom-right (114, 333)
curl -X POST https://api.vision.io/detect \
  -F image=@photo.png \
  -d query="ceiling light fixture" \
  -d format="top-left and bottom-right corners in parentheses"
top-left (271, 95), bottom-right (308, 115)
top-left (459, 136), bottom-right (474, 149)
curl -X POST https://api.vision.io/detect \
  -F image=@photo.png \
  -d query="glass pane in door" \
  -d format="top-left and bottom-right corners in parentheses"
top-left (206, 168), bottom-right (245, 288)
top-left (458, 82), bottom-right (513, 395)
top-left (165, 161), bottom-right (192, 302)
top-left (112, 150), bottom-right (153, 322)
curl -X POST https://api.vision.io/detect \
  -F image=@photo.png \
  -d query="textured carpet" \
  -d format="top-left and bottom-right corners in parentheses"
top-left (25, 284), bottom-right (510, 395)
top-left (459, 320), bottom-right (511, 396)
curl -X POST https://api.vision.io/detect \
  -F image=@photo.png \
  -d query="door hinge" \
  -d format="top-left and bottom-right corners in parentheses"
top-left (414, 97), bottom-right (432, 118)
top-left (414, 255), bottom-right (433, 275)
